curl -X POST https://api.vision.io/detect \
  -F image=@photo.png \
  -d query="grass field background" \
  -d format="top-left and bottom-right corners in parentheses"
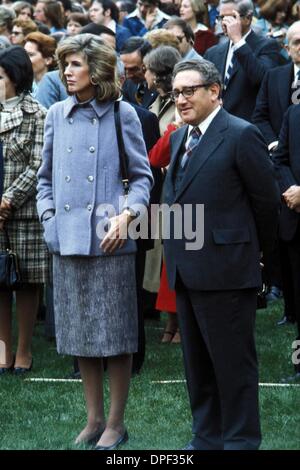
top-left (0, 300), bottom-right (299, 450)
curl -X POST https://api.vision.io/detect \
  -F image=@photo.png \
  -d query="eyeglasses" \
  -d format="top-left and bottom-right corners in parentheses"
top-left (169, 84), bottom-right (208, 101)
top-left (11, 31), bottom-right (24, 36)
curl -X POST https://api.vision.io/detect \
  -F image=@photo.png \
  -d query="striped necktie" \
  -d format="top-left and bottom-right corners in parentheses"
top-left (181, 127), bottom-right (202, 168)
top-left (291, 69), bottom-right (300, 105)
top-left (224, 46), bottom-right (236, 89)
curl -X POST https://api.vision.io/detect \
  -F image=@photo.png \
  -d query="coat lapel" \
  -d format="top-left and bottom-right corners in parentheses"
top-left (280, 62), bottom-right (294, 110)
top-left (172, 109), bottom-right (227, 203)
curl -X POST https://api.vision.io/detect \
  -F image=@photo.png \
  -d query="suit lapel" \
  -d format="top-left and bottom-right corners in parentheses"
top-left (226, 31), bottom-right (257, 86)
top-left (173, 109), bottom-right (227, 203)
top-left (279, 63), bottom-right (294, 110)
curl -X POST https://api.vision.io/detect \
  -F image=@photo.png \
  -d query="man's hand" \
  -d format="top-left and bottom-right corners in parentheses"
top-left (100, 212), bottom-right (133, 254)
top-left (145, 8), bottom-right (157, 30)
top-left (0, 198), bottom-right (12, 220)
top-left (222, 10), bottom-right (243, 43)
top-left (282, 185), bottom-right (300, 210)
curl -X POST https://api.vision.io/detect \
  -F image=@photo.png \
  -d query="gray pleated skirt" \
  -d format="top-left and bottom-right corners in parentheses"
top-left (53, 254), bottom-right (138, 357)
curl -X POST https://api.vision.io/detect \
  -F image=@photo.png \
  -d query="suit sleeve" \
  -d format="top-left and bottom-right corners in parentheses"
top-left (252, 71), bottom-right (278, 145)
top-left (272, 107), bottom-right (298, 192)
top-left (234, 39), bottom-right (280, 87)
top-left (120, 103), bottom-right (154, 211)
top-left (236, 124), bottom-right (280, 253)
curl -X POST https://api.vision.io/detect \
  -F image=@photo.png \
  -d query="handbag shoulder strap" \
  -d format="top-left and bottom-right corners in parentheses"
top-left (114, 100), bottom-right (130, 196)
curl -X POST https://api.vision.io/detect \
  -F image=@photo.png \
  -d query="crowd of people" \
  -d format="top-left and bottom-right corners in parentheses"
top-left (0, 0), bottom-right (300, 451)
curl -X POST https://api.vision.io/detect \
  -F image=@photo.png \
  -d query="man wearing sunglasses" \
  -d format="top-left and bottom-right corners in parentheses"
top-left (204, 0), bottom-right (281, 121)
top-left (163, 59), bottom-right (280, 450)
top-left (165, 17), bottom-right (203, 61)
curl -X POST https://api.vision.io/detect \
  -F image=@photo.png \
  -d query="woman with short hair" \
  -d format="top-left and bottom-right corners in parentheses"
top-left (24, 31), bottom-right (56, 96)
top-left (37, 34), bottom-right (153, 450)
top-left (0, 46), bottom-right (49, 376)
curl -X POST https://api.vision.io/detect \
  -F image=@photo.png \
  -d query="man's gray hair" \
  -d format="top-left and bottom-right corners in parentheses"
top-left (173, 59), bottom-right (222, 88)
top-left (287, 21), bottom-right (300, 44)
top-left (220, 0), bottom-right (254, 17)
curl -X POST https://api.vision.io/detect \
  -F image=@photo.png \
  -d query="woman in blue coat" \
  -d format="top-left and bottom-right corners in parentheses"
top-left (37, 34), bottom-right (153, 450)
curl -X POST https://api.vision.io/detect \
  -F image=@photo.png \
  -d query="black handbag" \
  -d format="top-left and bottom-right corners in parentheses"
top-left (0, 228), bottom-right (22, 289)
top-left (114, 101), bottom-right (153, 250)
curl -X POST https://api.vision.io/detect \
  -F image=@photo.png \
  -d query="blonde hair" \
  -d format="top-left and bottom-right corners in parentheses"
top-left (145, 29), bottom-right (180, 51)
top-left (56, 34), bottom-right (120, 102)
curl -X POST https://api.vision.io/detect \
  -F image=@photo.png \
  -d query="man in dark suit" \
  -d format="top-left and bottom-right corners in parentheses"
top-left (253, 21), bottom-right (300, 152)
top-left (163, 59), bottom-right (280, 449)
top-left (120, 37), bottom-right (157, 108)
top-left (252, 21), bottom-right (300, 325)
top-left (204, 0), bottom-right (281, 121)
top-left (273, 104), bottom-right (300, 382)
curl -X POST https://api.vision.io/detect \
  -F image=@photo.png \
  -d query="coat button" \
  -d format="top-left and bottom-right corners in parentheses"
top-left (87, 175), bottom-right (94, 182)
top-left (64, 204), bottom-right (70, 212)
top-left (89, 146), bottom-right (95, 153)
top-left (67, 147), bottom-right (72, 153)
top-left (91, 118), bottom-right (97, 125)
top-left (87, 204), bottom-right (92, 211)
top-left (69, 118), bottom-right (74, 124)
top-left (65, 176), bottom-right (71, 182)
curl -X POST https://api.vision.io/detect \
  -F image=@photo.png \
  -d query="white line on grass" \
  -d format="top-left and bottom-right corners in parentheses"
top-left (24, 378), bottom-right (300, 387)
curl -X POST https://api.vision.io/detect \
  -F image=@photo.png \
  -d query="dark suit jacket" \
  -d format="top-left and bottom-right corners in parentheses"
top-left (252, 62), bottom-right (294, 146)
top-left (273, 104), bottom-right (300, 241)
top-left (116, 23), bottom-right (131, 53)
top-left (122, 79), bottom-right (158, 108)
top-left (163, 108), bottom-right (280, 290)
top-left (204, 30), bottom-right (281, 121)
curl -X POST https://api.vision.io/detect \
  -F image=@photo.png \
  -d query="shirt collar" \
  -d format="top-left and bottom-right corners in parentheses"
top-left (63, 95), bottom-right (112, 118)
top-left (188, 105), bottom-right (221, 137)
top-left (294, 63), bottom-right (300, 82)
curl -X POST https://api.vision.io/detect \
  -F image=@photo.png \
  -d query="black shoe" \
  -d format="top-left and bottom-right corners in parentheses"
top-left (65, 370), bottom-right (81, 380)
top-left (277, 315), bottom-right (295, 326)
top-left (181, 441), bottom-right (196, 450)
top-left (281, 372), bottom-right (300, 383)
top-left (13, 360), bottom-right (33, 376)
top-left (95, 430), bottom-right (128, 450)
top-left (266, 286), bottom-right (283, 302)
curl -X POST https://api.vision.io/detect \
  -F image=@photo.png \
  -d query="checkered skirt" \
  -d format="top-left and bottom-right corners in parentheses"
top-left (0, 217), bottom-right (49, 284)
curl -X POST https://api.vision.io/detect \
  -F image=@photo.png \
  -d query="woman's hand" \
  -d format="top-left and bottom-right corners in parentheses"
top-left (0, 198), bottom-right (12, 220)
top-left (100, 212), bottom-right (133, 254)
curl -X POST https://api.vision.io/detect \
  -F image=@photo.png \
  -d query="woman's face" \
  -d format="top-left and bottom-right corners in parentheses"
top-left (10, 26), bottom-right (25, 45)
top-left (64, 52), bottom-right (95, 102)
top-left (24, 41), bottom-right (51, 81)
top-left (0, 66), bottom-right (17, 100)
top-left (34, 2), bottom-right (47, 23)
top-left (274, 10), bottom-right (287, 26)
top-left (18, 7), bottom-right (32, 21)
top-left (180, 0), bottom-right (195, 23)
top-left (67, 20), bottom-right (83, 36)
top-left (143, 64), bottom-right (156, 90)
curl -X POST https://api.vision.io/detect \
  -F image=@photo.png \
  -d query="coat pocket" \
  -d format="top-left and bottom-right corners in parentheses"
top-left (43, 216), bottom-right (59, 254)
top-left (212, 228), bottom-right (250, 245)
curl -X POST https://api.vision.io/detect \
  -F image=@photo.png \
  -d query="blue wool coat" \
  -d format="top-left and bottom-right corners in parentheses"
top-left (37, 96), bottom-right (153, 256)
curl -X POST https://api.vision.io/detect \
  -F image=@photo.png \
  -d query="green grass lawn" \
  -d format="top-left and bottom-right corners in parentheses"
top-left (0, 300), bottom-right (299, 450)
